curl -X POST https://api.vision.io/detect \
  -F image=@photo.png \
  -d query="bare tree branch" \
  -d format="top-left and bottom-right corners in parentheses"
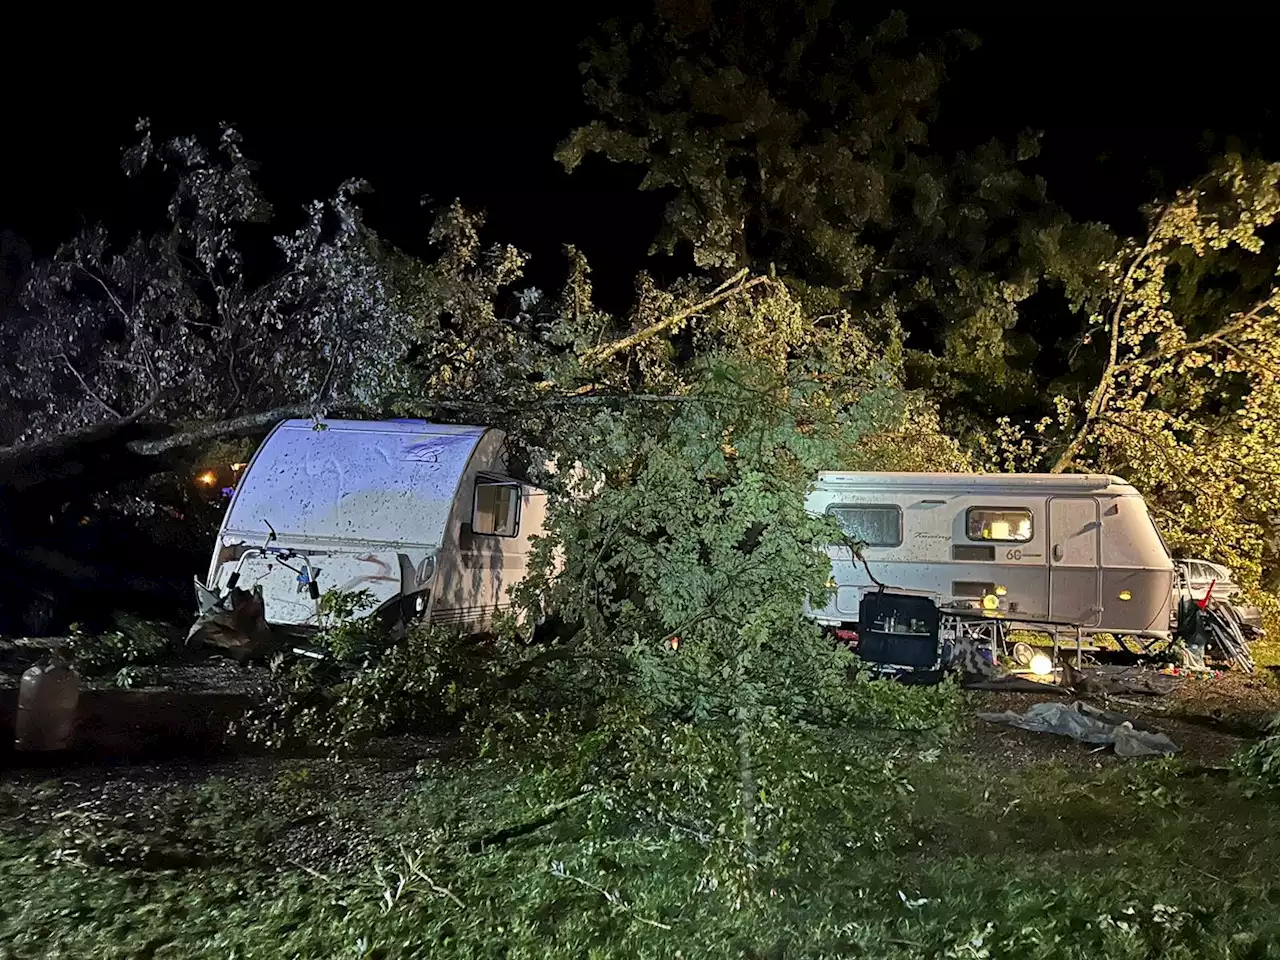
top-left (76, 264), bottom-right (134, 329)
top-left (58, 353), bottom-right (121, 419)
top-left (578, 270), bottom-right (771, 369)
top-left (126, 404), bottom-right (325, 456)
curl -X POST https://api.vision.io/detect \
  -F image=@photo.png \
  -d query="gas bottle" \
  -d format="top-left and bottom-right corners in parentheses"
top-left (14, 647), bottom-right (80, 751)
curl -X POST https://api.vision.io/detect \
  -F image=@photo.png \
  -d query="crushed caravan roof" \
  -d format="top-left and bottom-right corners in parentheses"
top-left (221, 419), bottom-right (490, 550)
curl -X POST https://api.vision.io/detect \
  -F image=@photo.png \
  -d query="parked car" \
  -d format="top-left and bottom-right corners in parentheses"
top-left (1175, 558), bottom-right (1243, 601)
top-left (1174, 558), bottom-right (1263, 632)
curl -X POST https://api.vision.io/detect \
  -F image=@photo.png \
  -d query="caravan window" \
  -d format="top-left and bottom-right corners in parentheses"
top-left (473, 480), bottom-right (521, 537)
top-left (827, 504), bottom-right (902, 547)
top-left (967, 507), bottom-right (1032, 543)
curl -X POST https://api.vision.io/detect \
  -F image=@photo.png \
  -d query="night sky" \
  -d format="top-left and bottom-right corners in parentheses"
top-left (3, 4), bottom-right (1275, 313)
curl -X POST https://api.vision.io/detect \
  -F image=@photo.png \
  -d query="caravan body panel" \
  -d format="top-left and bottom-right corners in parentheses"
top-left (806, 472), bottom-right (1174, 639)
top-left (207, 419), bottom-right (546, 633)
top-left (429, 428), bottom-right (547, 629)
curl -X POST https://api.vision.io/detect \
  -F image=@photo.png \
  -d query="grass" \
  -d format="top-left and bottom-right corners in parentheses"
top-left (4, 730), bottom-right (1280, 959)
top-left (1250, 638), bottom-right (1280, 669)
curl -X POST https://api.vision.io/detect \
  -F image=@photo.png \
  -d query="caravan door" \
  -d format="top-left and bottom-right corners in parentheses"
top-left (1048, 497), bottom-right (1102, 627)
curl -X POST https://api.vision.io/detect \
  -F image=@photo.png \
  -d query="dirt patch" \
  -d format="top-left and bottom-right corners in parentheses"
top-left (1166, 669), bottom-right (1280, 727)
top-left (0, 734), bottom-right (459, 872)
top-left (962, 687), bottom-right (1250, 768)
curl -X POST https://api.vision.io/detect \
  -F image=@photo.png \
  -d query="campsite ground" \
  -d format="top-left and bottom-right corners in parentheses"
top-left (3, 662), bottom-right (1280, 958)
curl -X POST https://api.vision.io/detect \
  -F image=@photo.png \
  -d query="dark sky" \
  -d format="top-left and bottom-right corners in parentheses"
top-left (2, 3), bottom-right (1275, 312)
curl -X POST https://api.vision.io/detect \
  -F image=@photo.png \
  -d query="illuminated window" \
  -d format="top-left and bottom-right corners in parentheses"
top-left (966, 508), bottom-right (1032, 543)
top-left (827, 504), bottom-right (902, 547)
top-left (473, 481), bottom-right (521, 536)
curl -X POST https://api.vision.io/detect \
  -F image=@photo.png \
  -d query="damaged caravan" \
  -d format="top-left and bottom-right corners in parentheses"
top-left (193, 419), bottom-right (548, 646)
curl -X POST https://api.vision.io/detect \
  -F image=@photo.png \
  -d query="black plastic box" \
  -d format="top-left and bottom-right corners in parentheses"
top-left (857, 592), bottom-right (942, 669)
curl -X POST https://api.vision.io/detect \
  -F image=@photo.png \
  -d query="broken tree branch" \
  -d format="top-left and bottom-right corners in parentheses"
top-left (578, 270), bottom-right (772, 369)
top-left (465, 791), bottom-right (594, 851)
top-left (58, 354), bottom-right (121, 419)
top-left (1054, 287), bottom-right (1277, 474)
top-left (1051, 210), bottom-right (1171, 474)
top-left (125, 403), bottom-right (327, 456)
top-left (1110, 301), bottom-right (1277, 375)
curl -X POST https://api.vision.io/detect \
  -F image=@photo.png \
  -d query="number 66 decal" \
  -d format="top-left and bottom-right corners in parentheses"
top-left (1005, 548), bottom-right (1023, 560)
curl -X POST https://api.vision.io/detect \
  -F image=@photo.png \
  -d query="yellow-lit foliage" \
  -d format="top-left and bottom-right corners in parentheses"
top-left (1049, 155), bottom-right (1280, 591)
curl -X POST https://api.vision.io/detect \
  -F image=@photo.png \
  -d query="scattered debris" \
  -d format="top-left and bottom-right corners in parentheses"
top-left (1178, 600), bottom-right (1256, 674)
top-left (963, 675), bottom-right (1067, 694)
top-left (947, 634), bottom-right (1004, 682)
top-left (1059, 662), bottom-right (1177, 697)
top-left (978, 700), bottom-right (1179, 758)
top-left (186, 582), bottom-right (276, 662)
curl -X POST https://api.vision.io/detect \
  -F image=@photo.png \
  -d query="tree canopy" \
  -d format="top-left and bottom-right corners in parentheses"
top-left (2, 122), bottom-right (413, 451)
top-left (555, 1), bottom-right (1280, 592)
top-left (1042, 156), bottom-right (1280, 590)
top-left (4, 2), bottom-right (1280, 615)
top-left (556, 1), bottom-right (1115, 429)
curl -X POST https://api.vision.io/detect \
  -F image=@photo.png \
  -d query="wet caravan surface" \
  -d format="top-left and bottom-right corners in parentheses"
top-left (206, 420), bottom-right (547, 633)
top-left (806, 473), bottom-right (1175, 639)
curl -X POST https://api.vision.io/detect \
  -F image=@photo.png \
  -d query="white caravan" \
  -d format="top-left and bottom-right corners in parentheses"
top-left (806, 472), bottom-right (1175, 641)
top-left (204, 419), bottom-right (548, 633)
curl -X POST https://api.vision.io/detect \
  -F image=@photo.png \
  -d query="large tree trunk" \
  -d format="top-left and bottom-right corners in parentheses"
top-left (0, 421), bottom-right (166, 495)
top-left (0, 403), bottom-right (326, 497)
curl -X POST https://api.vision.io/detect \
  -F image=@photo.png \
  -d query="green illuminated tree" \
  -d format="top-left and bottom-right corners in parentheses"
top-left (557, 1), bottom-right (1114, 428)
top-left (998, 155), bottom-right (1280, 590)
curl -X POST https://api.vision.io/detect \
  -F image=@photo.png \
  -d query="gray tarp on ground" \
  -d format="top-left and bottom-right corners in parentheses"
top-left (977, 700), bottom-right (1178, 758)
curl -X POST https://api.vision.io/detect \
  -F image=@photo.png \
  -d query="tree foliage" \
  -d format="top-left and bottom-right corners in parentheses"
top-left (1029, 155), bottom-right (1280, 589)
top-left (957, 153), bottom-right (1280, 590)
top-left (557, 1), bottom-right (1114, 424)
top-left (389, 202), bottom-right (551, 410)
top-left (2, 121), bottom-right (413, 447)
top-left (556, 1), bottom-right (1280, 592)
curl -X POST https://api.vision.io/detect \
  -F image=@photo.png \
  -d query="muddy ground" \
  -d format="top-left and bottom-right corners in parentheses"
top-left (0, 636), bottom-right (266, 693)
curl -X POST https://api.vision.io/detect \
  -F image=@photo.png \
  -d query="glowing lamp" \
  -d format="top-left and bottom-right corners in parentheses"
top-left (1029, 653), bottom-right (1053, 676)
top-left (197, 471), bottom-right (217, 485)
top-left (231, 462), bottom-right (248, 472)
top-left (981, 594), bottom-right (999, 611)
top-left (995, 585), bottom-right (1008, 596)
top-left (1118, 590), bottom-right (1132, 601)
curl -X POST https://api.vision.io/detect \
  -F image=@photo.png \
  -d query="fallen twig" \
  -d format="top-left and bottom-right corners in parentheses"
top-left (550, 860), bottom-right (672, 930)
top-left (289, 859), bottom-right (333, 882)
top-left (465, 790), bottom-right (594, 851)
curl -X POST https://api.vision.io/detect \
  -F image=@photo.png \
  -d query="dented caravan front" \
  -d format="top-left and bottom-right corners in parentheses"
top-left (206, 419), bottom-right (543, 633)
